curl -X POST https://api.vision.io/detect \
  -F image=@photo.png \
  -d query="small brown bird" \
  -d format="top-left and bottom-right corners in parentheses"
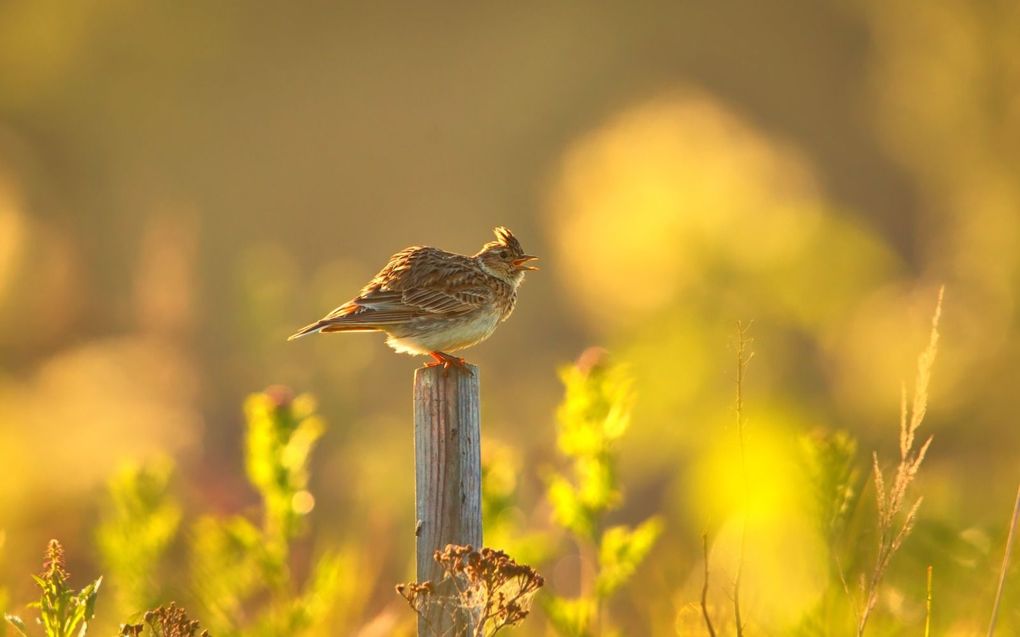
top-left (288, 227), bottom-right (538, 367)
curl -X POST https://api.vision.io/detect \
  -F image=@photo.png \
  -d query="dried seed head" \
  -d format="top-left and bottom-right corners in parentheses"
top-left (397, 544), bottom-right (544, 633)
top-left (42, 539), bottom-right (69, 582)
top-left (142, 602), bottom-right (210, 637)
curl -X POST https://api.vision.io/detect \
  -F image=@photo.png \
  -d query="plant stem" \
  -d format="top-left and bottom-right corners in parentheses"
top-left (924, 565), bottom-right (933, 637)
top-left (733, 322), bottom-right (753, 637)
top-left (701, 533), bottom-right (717, 637)
top-left (579, 534), bottom-right (601, 635)
top-left (987, 482), bottom-right (1020, 637)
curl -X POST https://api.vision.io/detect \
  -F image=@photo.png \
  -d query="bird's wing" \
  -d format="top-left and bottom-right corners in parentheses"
top-left (400, 284), bottom-right (493, 315)
top-left (319, 247), bottom-right (493, 327)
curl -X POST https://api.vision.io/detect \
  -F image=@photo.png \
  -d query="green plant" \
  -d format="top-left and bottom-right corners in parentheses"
top-left (86, 385), bottom-right (373, 636)
top-left (481, 441), bottom-right (554, 567)
top-left (542, 348), bottom-right (663, 637)
top-left (189, 385), bottom-right (353, 637)
top-left (799, 429), bottom-right (864, 558)
top-left (730, 321), bottom-right (753, 637)
top-left (856, 287), bottom-right (943, 635)
top-left (1, 595), bottom-right (7, 637)
top-left (1, 530), bottom-right (8, 637)
top-left (4, 540), bottom-right (101, 637)
top-left (791, 289), bottom-right (945, 636)
top-left (987, 483), bottom-right (1020, 636)
top-left (96, 458), bottom-right (182, 619)
top-left (795, 428), bottom-right (865, 633)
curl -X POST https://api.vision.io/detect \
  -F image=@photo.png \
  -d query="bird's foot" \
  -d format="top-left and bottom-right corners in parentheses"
top-left (425, 351), bottom-right (468, 369)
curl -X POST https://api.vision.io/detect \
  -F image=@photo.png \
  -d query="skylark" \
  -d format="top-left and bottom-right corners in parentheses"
top-left (288, 226), bottom-right (538, 367)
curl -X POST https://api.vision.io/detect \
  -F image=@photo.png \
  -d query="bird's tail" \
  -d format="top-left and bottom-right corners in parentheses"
top-left (287, 318), bottom-right (380, 341)
top-left (287, 320), bottom-right (329, 341)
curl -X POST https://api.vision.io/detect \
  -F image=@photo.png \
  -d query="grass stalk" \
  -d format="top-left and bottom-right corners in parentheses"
top-left (856, 286), bottom-right (943, 636)
top-left (701, 533), bottom-right (717, 637)
top-left (732, 321), bottom-right (753, 637)
top-left (925, 565), bottom-right (933, 637)
top-left (986, 482), bottom-right (1020, 637)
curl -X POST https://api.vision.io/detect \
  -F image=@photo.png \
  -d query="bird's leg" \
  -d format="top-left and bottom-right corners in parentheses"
top-left (425, 351), bottom-right (468, 369)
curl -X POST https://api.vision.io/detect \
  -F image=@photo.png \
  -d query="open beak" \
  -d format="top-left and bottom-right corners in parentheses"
top-left (512, 255), bottom-right (540, 271)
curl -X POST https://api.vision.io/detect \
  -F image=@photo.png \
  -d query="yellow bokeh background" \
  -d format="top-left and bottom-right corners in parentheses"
top-left (1, 1), bottom-right (1018, 634)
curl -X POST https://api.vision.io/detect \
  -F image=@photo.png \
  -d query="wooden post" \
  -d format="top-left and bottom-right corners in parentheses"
top-left (413, 364), bottom-right (482, 636)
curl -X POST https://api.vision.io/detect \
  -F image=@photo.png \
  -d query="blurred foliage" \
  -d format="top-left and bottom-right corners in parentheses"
top-left (97, 388), bottom-right (372, 636)
top-left (546, 350), bottom-right (634, 541)
top-left (241, 388), bottom-right (323, 547)
top-left (0, 354), bottom-right (1016, 635)
top-left (1, 532), bottom-right (7, 637)
top-left (190, 387), bottom-right (357, 637)
top-left (96, 458), bottom-right (181, 620)
top-left (543, 351), bottom-right (663, 637)
top-left (481, 441), bottom-right (554, 568)
top-left (793, 429), bottom-right (866, 634)
top-left (799, 430), bottom-right (863, 552)
top-left (594, 520), bottom-right (663, 600)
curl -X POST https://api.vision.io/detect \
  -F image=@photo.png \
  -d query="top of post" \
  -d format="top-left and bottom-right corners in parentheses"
top-left (413, 363), bottom-right (479, 385)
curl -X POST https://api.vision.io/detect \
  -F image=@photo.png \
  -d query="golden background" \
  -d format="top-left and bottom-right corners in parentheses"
top-left (0, 2), bottom-right (1018, 635)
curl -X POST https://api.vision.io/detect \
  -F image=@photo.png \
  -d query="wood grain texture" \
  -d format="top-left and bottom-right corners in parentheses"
top-left (413, 363), bottom-right (482, 636)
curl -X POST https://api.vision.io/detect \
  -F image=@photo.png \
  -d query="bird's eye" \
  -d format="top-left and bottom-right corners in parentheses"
top-left (499, 249), bottom-right (509, 258)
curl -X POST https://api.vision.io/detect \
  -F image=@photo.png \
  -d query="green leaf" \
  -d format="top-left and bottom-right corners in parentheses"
top-left (3, 615), bottom-right (28, 637)
top-left (575, 456), bottom-right (620, 513)
top-left (243, 389), bottom-right (325, 546)
top-left (555, 361), bottom-right (634, 459)
top-left (281, 418), bottom-right (324, 472)
top-left (190, 514), bottom-right (266, 632)
top-left (595, 517), bottom-right (664, 598)
top-left (550, 356), bottom-right (636, 547)
top-left (547, 474), bottom-right (595, 539)
top-left (75, 577), bottom-right (102, 637)
top-left (798, 429), bottom-right (863, 545)
top-left (541, 595), bottom-right (596, 637)
top-left (96, 458), bottom-right (180, 618)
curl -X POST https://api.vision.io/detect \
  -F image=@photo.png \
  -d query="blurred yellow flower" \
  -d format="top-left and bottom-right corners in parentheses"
top-left (548, 91), bottom-right (825, 329)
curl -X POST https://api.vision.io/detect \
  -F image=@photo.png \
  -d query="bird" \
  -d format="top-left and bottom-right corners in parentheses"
top-left (288, 226), bottom-right (538, 368)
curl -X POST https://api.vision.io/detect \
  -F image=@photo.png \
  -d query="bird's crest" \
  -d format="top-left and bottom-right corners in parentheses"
top-left (492, 226), bottom-right (523, 253)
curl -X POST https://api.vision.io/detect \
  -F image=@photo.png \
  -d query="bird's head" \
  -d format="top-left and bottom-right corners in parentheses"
top-left (475, 226), bottom-right (539, 284)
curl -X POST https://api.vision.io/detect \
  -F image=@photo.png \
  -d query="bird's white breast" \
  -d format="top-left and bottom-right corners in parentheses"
top-left (385, 310), bottom-right (502, 355)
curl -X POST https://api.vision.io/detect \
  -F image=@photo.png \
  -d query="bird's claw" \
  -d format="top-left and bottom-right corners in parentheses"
top-left (426, 352), bottom-right (468, 369)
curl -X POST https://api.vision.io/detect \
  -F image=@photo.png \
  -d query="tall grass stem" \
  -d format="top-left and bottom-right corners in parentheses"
top-left (732, 321), bottom-right (753, 637)
top-left (986, 482), bottom-right (1020, 637)
top-left (701, 533), bottom-right (717, 637)
top-left (924, 565), bottom-right (932, 637)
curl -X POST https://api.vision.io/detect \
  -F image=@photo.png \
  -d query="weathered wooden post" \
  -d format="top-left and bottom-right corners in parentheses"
top-left (413, 363), bottom-right (482, 636)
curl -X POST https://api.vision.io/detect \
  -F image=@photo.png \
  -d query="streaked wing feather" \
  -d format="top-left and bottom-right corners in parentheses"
top-left (343, 290), bottom-right (405, 312)
top-left (321, 310), bottom-right (415, 327)
top-left (401, 286), bottom-right (491, 315)
top-left (310, 246), bottom-right (494, 331)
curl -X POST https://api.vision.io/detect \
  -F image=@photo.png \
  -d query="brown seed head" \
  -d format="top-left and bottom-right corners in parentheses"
top-left (42, 539), bottom-right (69, 583)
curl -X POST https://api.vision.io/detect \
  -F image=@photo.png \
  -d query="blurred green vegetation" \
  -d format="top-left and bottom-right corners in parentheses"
top-left (542, 350), bottom-right (663, 637)
top-left (96, 458), bottom-right (180, 621)
top-left (2, 1), bottom-right (1020, 635)
top-left (189, 388), bottom-right (344, 637)
top-left (6, 389), bottom-right (381, 637)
